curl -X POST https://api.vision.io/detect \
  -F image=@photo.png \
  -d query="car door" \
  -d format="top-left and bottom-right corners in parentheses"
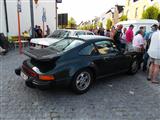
top-left (93, 40), bottom-right (128, 76)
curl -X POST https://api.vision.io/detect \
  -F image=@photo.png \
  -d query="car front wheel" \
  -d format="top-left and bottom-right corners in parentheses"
top-left (71, 69), bottom-right (93, 94)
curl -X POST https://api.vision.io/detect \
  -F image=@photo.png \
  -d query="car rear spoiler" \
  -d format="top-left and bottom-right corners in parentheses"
top-left (23, 48), bottom-right (61, 61)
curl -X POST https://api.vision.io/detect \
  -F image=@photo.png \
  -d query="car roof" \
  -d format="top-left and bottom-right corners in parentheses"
top-left (77, 35), bottom-right (111, 41)
top-left (116, 19), bottom-right (159, 25)
top-left (65, 35), bottom-right (112, 42)
top-left (57, 29), bottom-right (92, 32)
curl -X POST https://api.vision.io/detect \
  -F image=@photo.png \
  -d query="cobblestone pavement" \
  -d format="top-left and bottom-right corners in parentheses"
top-left (0, 50), bottom-right (160, 120)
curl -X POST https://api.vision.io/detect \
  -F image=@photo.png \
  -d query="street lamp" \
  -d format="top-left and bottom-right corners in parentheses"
top-left (17, 0), bottom-right (22, 54)
top-left (29, 0), bottom-right (35, 38)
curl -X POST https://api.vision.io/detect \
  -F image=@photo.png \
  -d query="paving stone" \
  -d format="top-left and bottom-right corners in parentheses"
top-left (0, 50), bottom-right (160, 120)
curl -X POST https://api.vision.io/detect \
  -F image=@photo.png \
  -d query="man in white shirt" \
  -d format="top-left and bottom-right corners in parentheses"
top-left (147, 25), bottom-right (160, 84)
top-left (132, 30), bottom-right (145, 52)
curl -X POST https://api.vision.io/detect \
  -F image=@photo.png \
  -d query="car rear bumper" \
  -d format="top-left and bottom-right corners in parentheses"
top-left (15, 67), bottom-right (70, 88)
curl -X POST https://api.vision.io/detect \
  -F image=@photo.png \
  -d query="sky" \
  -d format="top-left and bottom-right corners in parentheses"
top-left (57, 0), bottom-right (126, 24)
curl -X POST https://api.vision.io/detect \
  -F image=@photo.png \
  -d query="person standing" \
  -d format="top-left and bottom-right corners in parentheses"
top-left (113, 24), bottom-right (123, 51)
top-left (135, 26), bottom-right (146, 37)
top-left (132, 30), bottom-right (145, 52)
top-left (37, 26), bottom-right (43, 38)
top-left (126, 24), bottom-right (134, 51)
top-left (105, 29), bottom-right (110, 37)
top-left (110, 26), bottom-right (115, 39)
top-left (147, 25), bottom-right (160, 84)
top-left (46, 25), bottom-right (50, 36)
top-left (98, 27), bottom-right (105, 36)
top-left (143, 24), bottom-right (158, 71)
top-left (121, 28), bottom-right (127, 50)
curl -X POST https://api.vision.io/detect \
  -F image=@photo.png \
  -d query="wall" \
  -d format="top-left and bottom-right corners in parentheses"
top-left (124, 0), bottom-right (160, 20)
top-left (0, 0), bottom-right (56, 36)
top-left (0, 0), bottom-right (7, 35)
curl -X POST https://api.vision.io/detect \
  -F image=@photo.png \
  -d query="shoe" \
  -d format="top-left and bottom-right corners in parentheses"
top-left (147, 77), bottom-right (151, 81)
top-left (151, 81), bottom-right (159, 84)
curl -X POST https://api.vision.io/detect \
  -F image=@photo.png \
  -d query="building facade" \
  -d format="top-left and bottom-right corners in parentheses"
top-left (100, 5), bottom-right (124, 28)
top-left (0, 0), bottom-right (57, 36)
top-left (124, 0), bottom-right (160, 20)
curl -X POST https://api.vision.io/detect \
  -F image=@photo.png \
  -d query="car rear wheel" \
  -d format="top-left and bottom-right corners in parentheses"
top-left (128, 59), bottom-right (139, 75)
top-left (71, 69), bottom-right (93, 94)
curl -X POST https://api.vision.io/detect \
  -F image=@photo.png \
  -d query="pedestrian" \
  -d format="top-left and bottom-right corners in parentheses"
top-left (135, 26), bottom-right (146, 37)
top-left (110, 26), bottom-right (115, 39)
top-left (46, 25), bottom-right (50, 36)
top-left (98, 27), bottom-right (105, 36)
top-left (147, 25), bottom-right (160, 84)
top-left (37, 26), bottom-right (43, 38)
top-left (142, 24), bottom-right (158, 71)
top-left (126, 24), bottom-right (134, 51)
top-left (132, 30), bottom-right (145, 52)
top-left (105, 29), bottom-right (111, 37)
top-left (120, 27), bottom-right (127, 50)
top-left (112, 24), bottom-right (123, 51)
top-left (34, 25), bottom-right (38, 38)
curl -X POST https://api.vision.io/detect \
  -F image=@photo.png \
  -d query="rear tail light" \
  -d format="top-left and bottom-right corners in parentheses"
top-left (22, 65), bottom-right (37, 77)
top-left (39, 75), bottom-right (55, 81)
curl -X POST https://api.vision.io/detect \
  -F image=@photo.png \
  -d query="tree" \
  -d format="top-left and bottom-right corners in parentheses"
top-left (142, 6), bottom-right (160, 20)
top-left (157, 13), bottom-right (160, 22)
top-left (119, 15), bottom-right (128, 21)
top-left (98, 21), bottom-right (103, 28)
top-left (106, 19), bottom-right (112, 30)
top-left (68, 17), bottom-right (77, 28)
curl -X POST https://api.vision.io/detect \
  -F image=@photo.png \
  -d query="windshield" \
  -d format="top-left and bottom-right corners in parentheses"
top-left (48, 30), bottom-right (70, 38)
top-left (49, 39), bottom-right (85, 52)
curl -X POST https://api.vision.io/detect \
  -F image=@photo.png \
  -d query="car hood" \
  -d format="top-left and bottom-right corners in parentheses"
top-left (24, 47), bottom-right (62, 61)
top-left (30, 38), bottom-right (61, 46)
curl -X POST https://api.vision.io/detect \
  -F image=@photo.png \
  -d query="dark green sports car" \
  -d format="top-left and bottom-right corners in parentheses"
top-left (15, 35), bottom-right (143, 94)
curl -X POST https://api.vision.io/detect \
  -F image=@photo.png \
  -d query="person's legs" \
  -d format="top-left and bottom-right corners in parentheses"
top-left (148, 61), bottom-right (154, 80)
top-left (143, 52), bottom-right (149, 71)
top-left (151, 60), bottom-right (160, 83)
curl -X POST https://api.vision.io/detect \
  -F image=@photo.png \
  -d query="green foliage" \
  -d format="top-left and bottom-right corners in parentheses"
top-left (157, 13), bottom-right (160, 21)
top-left (119, 15), bottom-right (128, 21)
top-left (106, 19), bottom-right (112, 30)
top-left (98, 22), bottom-right (103, 28)
top-left (68, 17), bottom-right (77, 28)
top-left (142, 6), bottom-right (160, 20)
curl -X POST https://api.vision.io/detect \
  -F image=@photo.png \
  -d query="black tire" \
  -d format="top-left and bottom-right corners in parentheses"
top-left (71, 69), bottom-right (93, 94)
top-left (25, 80), bottom-right (35, 88)
top-left (128, 59), bottom-right (139, 75)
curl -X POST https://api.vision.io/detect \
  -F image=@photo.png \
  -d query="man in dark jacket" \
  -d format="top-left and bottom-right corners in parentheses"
top-left (113, 24), bottom-right (123, 51)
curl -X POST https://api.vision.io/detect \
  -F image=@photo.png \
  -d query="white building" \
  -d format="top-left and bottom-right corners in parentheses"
top-left (0, 0), bottom-right (57, 36)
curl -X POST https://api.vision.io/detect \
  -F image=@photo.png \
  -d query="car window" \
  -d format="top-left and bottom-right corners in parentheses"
top-left (94, 40), bottom-right (116, 55)
top-left (75, 32), bottom-right (86, 36)
top-left (87, 32), bottom-right (94, 35)
top-left (48, 30), bottom-right (69, 38)
top-left (79, 44), bottom-right (97, 55)
top-left (49, 38), bottom-right (84, 52)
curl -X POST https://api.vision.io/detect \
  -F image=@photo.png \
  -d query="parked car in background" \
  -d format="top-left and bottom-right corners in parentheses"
top-left (30, 29), bottom-right (95, 48)
top-left (116, 19), bottom-right (159, 34)
top-left (15, 35), bottom-right (143, 94)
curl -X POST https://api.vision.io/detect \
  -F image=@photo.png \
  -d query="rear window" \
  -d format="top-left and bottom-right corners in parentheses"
top-left (49, 38), bottom-right (84, 52)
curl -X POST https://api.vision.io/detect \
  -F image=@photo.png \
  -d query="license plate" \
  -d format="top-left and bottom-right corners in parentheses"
top-left (20, 71), bottom-right (28, 80)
